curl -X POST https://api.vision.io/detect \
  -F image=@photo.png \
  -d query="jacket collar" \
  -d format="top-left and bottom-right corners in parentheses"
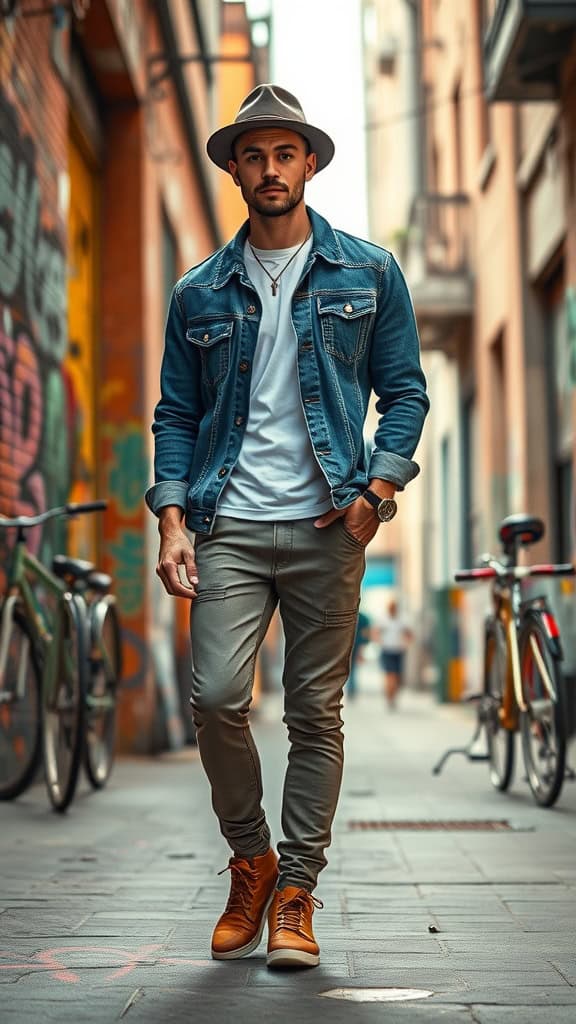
top-left (211, 206), bottom-right (345, 290)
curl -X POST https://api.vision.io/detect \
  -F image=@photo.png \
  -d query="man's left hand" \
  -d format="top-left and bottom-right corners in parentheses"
top-left (314, 495), bottom-right (380, 547)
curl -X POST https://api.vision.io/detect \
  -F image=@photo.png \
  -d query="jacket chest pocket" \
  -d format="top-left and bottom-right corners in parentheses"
top-left (317, 294), bottom-right (376, 365)
top-left (186, 319), bottom-right (234, 386)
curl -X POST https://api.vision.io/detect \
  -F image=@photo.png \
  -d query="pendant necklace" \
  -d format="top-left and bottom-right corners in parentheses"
top-left (248, 230), bottom-right (312, 296)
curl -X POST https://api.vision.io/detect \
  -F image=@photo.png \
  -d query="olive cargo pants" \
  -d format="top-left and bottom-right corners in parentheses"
top-left (190, 516), bottom-right (365, 891)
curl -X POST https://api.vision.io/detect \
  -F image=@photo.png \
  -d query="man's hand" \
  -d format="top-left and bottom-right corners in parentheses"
top-left (314, 497), bottom-right (380, 546)
top-left (314, 479), bottom-right (396, 547)
top-left (156, 506), bottom-right (199, 599)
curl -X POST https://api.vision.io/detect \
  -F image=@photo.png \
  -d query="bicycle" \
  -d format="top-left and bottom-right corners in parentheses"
top-left (433, 513), bottom-right (575, 808)
top-left (0, 501), bottom-right (107, 811)
top-left (52, 555), bottom-right (123, 789)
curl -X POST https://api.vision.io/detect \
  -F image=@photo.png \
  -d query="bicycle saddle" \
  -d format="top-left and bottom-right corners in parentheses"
top-left (86, 572), bottom-right (112, 593)
top-left (498, 513), bottom-right (544, 548)
top-left (52, 554), bottom-right (95, 579)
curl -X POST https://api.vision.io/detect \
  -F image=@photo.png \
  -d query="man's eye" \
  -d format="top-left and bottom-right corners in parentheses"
top-left (279, 153), bottom-right (293, 161)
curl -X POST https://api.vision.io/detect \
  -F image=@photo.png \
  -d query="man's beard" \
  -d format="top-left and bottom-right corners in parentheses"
top-left (242, 176), bottom-right (306, 218)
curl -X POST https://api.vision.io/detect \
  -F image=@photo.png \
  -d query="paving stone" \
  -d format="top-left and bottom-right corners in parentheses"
top-left (2, 685), bottom-right (576, 1023)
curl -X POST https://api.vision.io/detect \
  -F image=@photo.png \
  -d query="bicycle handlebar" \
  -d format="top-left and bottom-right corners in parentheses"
top-left (455, 561), bottom-right (575, 583)
top-left (0, 500), bottom-right (108, 530)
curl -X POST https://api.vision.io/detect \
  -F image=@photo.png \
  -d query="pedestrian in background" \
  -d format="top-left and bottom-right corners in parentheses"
top-left (146, 84), bottom-right (429, 969)
top-left (376, 598), bottom-right (413, 709)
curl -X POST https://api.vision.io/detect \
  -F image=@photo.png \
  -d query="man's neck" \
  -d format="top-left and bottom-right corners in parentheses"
top-left (248, 207), bottom-right (311, 250)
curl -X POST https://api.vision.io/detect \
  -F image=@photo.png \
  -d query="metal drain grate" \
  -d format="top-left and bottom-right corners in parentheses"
top-left (348, 819), bottom-right (512, 831)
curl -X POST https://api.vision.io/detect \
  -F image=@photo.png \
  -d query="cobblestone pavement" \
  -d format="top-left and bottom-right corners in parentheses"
top-left (1, 664), bottom-right (576, 1023)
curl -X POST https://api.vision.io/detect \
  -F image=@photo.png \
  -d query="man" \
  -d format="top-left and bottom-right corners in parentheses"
top-left (145, 84), bottom-right (429, 969)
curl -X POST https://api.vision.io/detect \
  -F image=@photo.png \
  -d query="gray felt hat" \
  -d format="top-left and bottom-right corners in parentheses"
top-left (206, 84), bottom-right (335, 173)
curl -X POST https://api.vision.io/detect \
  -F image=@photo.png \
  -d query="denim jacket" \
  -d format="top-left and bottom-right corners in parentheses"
top-left (145, 206), bottom-right (429, 534)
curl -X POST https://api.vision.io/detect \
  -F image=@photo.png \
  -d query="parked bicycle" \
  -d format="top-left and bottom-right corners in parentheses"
top-left (0, 501), bottom-right (116, 811)
top-left (433, 513), bottom-right (575, 808)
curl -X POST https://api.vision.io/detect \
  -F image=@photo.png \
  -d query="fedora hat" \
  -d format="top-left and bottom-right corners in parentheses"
top-left (206, 84), bottom-right (335, 173)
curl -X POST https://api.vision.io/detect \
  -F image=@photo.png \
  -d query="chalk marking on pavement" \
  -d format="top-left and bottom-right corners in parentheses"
top-left (0, 945), bottom-right (217, 983)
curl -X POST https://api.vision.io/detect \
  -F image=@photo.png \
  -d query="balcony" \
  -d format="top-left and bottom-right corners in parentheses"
top-left (403, 194), bottom-right (474, 354)
top-left (484, 0), bottom-right (576, 102)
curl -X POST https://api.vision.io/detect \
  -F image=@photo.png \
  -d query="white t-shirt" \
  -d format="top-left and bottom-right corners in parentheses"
top-left (378, 612), bottom-right (412, 653)
top-left (218, 236), bottom-right (332, 520)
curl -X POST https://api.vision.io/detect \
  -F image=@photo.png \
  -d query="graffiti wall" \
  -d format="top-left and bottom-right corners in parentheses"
top-left (0, 89), bottom-right (73, 567)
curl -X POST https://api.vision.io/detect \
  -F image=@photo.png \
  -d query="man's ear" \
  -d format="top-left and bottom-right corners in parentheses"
top-left (228, 160), bottom-right (240, 186)
top-left (305, 152), bottom-right (317, 182)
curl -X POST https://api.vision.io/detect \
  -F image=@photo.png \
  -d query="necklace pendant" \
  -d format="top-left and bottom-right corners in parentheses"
top-left (271, 281), bottom-right (278, 296)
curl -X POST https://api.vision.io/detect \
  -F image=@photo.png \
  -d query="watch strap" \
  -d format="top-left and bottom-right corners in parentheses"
top-left (362, 488), bottom-right (388, 509)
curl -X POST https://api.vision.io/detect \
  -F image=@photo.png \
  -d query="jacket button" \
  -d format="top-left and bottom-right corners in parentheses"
top-left (203, 333), bottom-right (209, 341)
top-left (218, 467), bottom-right (227, 478)
top-left (235, 416), bottom-right (244, 426)
top-left (247, 305), bottom-right (256, 314)
top-left (203, 516), bottom-right (211, 524)
top-left (239, 360), bottom-right (249, 372)
top-left (343, 303), bottom-right (353, 313)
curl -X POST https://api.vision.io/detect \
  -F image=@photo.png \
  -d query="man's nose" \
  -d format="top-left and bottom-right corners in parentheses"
top-left (262, 156), bottom-right (280, 178)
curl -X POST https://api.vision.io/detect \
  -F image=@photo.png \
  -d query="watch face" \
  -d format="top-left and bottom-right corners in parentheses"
top-left (377, 498), bottom-right (397, 522)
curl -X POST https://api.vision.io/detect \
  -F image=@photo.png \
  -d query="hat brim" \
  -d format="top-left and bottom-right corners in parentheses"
top-left (206, 117), bottom-right (335, 173)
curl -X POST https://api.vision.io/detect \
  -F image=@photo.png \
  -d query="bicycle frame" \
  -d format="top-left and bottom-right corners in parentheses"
top-left (470, 562), bottom-right (568, 732)
top-left (0, 539), bottom-right (81, 707)
top-left (490, 580), bottom-right (524, 729)
top-left (1, 542), bottom-right (60, 655)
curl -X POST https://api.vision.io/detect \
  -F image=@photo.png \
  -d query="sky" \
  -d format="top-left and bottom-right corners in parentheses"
top-left (248, 0), bottom-right (369, 238)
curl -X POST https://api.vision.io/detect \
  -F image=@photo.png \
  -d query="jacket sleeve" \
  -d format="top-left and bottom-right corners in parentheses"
top-left (367, 253), bottom-right (429, 489)
top-left (144, 287), bottom-right (203, 515)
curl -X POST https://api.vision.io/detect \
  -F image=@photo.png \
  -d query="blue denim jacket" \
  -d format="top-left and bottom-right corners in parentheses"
top-left (145, 207), bottom-right (429, 534)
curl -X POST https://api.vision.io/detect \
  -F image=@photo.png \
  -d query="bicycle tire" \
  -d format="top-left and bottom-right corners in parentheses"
top-left (84, 598), bottom-right (122, 790)
top-left (519, 615), bottom-right (566, 808)
top-left (0, 607), bottom-right (42, 800)
top-left (42, 593), bottom-right (87, 812)
top-left (484, 618), bottom-right (515, 791)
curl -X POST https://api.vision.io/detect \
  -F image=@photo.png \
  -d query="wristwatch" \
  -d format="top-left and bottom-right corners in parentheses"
top-left (362, 488), bottom-right (398, 522)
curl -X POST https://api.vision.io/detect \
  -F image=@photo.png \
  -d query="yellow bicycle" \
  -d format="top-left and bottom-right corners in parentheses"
top-left (434, 514), bottom-right (574, 808)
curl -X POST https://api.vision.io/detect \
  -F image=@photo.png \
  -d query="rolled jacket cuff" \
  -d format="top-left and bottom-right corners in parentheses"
top-left (145, 480), bottom-right (188, 515)
top-left (368, 451), bottom-right (420, 491)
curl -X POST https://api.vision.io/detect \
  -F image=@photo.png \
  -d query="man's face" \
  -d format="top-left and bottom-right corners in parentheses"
top-left (228, 128), bottom-right (316, 218)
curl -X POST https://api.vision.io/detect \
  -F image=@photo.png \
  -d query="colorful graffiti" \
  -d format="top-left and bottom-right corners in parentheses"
top-left (0, 89), bottom-right (71, 561)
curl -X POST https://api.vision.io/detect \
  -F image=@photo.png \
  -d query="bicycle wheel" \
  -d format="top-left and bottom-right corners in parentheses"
top-left (484, 618), bottom-right (515, 791)
top-left (519, 616), bottom-right (566, 807)
top-left (84, 598), bottom-right (122, 789)
top-left (0, 607), bottom-right (42, 800)
top-left (42, 594), bottom-right (87, 812)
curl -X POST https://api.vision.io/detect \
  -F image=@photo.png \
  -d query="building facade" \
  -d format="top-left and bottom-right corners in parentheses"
top-left (363, 0), bottom-right (576, 696)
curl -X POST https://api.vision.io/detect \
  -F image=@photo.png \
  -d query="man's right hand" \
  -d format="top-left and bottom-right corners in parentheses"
top-left (156, 506), bottom-right (199, 599)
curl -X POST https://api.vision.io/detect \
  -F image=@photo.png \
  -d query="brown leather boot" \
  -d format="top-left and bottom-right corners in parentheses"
top-left (211, 848), bottom-right (278, 960)
top-left (266, 885), bottom-right (323, 968)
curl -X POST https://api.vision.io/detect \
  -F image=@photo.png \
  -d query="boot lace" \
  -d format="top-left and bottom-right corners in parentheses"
top-left (276, 890), bottom-right (323, 935)
top-left (218, 860), bottom-right (258, 921)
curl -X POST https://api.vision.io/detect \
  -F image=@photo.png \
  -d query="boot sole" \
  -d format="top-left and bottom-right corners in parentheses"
top-left (211, 890), bottom-right (276, 960)
top-left (266, 948), bottom-right (320, 969)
